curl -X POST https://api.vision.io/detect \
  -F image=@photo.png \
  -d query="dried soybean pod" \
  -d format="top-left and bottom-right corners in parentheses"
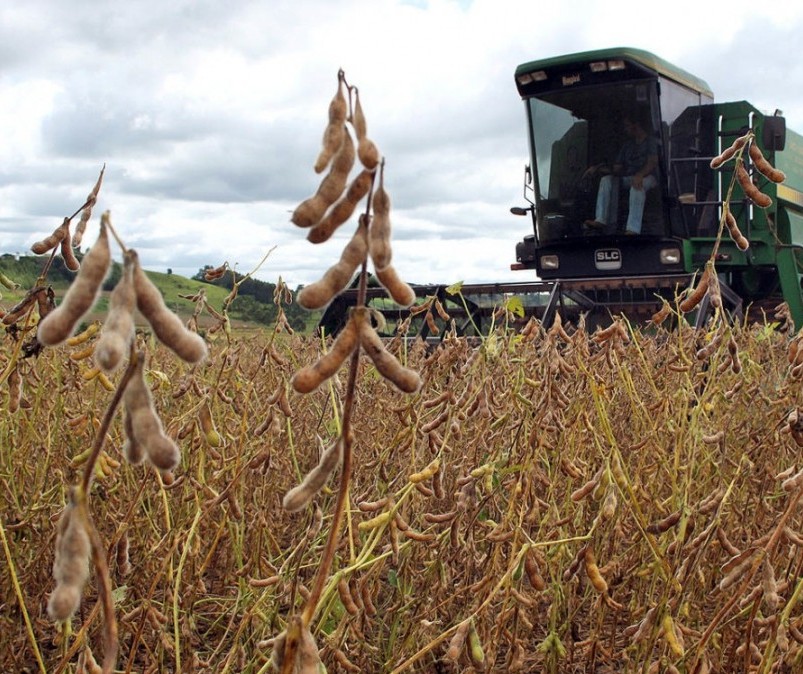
top-left (292, 315), bottom-right (360, 393)
top-left (282, 438), bottom-right (343, 511)
top-left (749, 142), bottom-right (786, 183)
top-left (356, 307), bottom-right (422, 393)
top-left (583, 547), bottom-right (608, 594)
top-left (38, 220), bottom-right (111, 346)
top-left (2, 290), bottom-right (38, 326)
top-left (203, 263), bottom-right (227, 281)
top-left (735, 162), bottom-right (772, 208)
top-left (318, 126), bottom-right (354, 203)
top-left (524, 549), bottom-right (546, 591)
top-left (295, 128), bottom-right (354, 228)
top-left (314, 74), bottom-right (348, 174)
top-left (122, 411), bottom-right (145, 464)
top-left (647, 510), bottom-right (681, 535)
top-left (710, 134), bottom-right (748, 169)
top-left (73, 165), bottom-right (105, 248)
top-left (337, 577), bottom-right (359, 616)
top-left (132, 251), bottom-right (207, 363)
top-left (60, 223), bottom-right (81, 272)
top-left (679, 266), bottom-right (710, 313)
top-left (7, 363), bottom-right (21, 413)
top-left (95, 251), bottom-right (136, 373)
top-left (291, 194), bottom-right (329, 229)
top-left (297, 225), bottom-right (368, 310)
top-left (446, 620), bottom-right (471, 661)
top-left (123, 356), bottom-right (181, 472)
top-left (48, 499), bottom-right (91, 621)
top-left (31, 218), bottom-right (69, 255)
top-left (375, 264), bottom-right (416, 308)
top-left (369, 167), bottom-right (392, 270)
top-left (353, 89), bottom-right (380, 170)
top-left (307, 169), bottom-right (374, 244)
top-left (724, 208), bottom-right (750, 251)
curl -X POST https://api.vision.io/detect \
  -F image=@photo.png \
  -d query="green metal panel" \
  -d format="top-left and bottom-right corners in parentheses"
top-left (515, 47), bottom-right (713, 98)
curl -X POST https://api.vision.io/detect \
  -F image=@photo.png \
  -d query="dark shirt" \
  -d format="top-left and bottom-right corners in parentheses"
top-left (617, 136), bottom-right (657, 177)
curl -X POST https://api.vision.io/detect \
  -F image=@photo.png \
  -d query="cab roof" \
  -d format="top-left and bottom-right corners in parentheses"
top-left (515, 47), bottom-right (713, 98)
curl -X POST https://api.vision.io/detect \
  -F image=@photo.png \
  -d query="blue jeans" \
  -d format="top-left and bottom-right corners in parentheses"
top-left (594, 174), bottom-right (658, 234)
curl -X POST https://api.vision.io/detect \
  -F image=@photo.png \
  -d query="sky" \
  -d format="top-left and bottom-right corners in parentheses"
top-left (1, 0), bottom-right (802, 290)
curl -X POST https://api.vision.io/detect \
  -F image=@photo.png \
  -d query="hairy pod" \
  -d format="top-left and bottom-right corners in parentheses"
top-left (724, 208), bottom-right (749, 251)
top-left (282, 438), bottom-right (343, 511)
top-left (735, 162), bottom-right (772, 208)
top-left (355, 307), bottom-right (422, 393)
top-left (38, 221), bottom-right (111, 346)
top-left (710, 134), bottom-right (748, 169)
top-left (749, 142), bottom-right (786, 183)
top-left (199, 400), bottom-right (222, 447)
top-left (31, 218), bottom-right (69, 255)
top-left (60, 224), bottom-right (81, 272)
top-left (203, 263), bottom-right (227, 281)
top-left (409, 457), bottom-right (440, 483)
top-left (571, 469), bottom-right (602, 502)
top-left (2, 289), bottom-right (40, 326)
top-left (647, 510), bottom-right (681, 534)
top-left (338, 577), bottom-right (359, 615)
top-left (369, 170), bottom-right (392, 270)
top-left (375, 264), bottom-right (416, 308)
top-left (679, 266), bottom-right (710, 313)
top-left (584, 547), bottom-right (608, 594)
top-left (123, 357), bottom-right (181, 471)
top-left (446, 620), bottom-right (471, 661)
top-left (297, 226), bottom-right (368, 310)
top-left (73, 166), bottom-right (105, 248)
top-left (291, 194), bottom-right (329, 229)
top-left (95, 251), bottom-right (136, 372)
top-left (661, 613), bottom-right (684, 658)
top-left (353, 89), bottom-right (381, 170)
top-left (320, 127), bottom-right (355, 201)
top-left (116, 531), bottom-right (132, 577)
top-left (7, 364), bottom-right (21, 413)
top-left (314, 76), bottom-right (348, 174)
top-left (291, 314), bottom-right (360, 393)
top-left (467, 621), bottom-right (486, 669)
top-left (524, 549), bottom-right (547, 591)
top-left (307, 169), bottom-right (374, 244)
top-left (132, 251), bottom-right (207, 363)
top-left (48, 501), bottom-right (91, 621)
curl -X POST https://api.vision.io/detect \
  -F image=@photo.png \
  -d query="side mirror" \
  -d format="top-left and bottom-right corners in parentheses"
top-left (763, 114), bottom-right (786, 152)
top-left (510, 206), bottom-right (532, 216)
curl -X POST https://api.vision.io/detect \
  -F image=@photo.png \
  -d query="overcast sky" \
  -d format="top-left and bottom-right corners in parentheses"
top-left (1, 0), bottom-right (802, 289)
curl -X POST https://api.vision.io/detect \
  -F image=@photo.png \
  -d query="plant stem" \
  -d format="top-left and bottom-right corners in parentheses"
top-left (0, 516), bottom-right (47, 673)
top-left (299, 267), bottom-right (367, 628)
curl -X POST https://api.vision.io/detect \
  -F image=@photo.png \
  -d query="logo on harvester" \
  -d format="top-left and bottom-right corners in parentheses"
top-left (595, 248), bottom-right (621, 270)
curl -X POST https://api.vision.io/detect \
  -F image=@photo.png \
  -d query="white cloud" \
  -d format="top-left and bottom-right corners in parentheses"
top-left (1, 0), bottom-right (801, 290)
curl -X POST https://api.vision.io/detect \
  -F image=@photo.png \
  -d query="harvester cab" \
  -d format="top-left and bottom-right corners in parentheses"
top-left (511, 47), bottom-right (803, 329)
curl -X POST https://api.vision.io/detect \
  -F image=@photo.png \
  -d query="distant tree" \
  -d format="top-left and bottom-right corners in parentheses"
top-left (167, 268), bottom-right (173, 275)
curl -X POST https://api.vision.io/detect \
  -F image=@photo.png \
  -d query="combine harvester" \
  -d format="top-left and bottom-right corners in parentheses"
top-left (319, 47), bottom-right (803, 337)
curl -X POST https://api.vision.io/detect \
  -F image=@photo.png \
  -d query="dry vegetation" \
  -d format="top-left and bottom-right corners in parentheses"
top-left (2, 72), bottom-right (802, 674)
top-left (3, 313), bottom-right (803, 673)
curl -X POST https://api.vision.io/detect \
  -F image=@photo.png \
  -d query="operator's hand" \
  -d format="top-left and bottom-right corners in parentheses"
top-left (631, 174), bottom-right (644, 190)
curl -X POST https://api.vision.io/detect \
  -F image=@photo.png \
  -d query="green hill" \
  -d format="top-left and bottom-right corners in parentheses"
top-left (0, 254), bottom-right (314, 331)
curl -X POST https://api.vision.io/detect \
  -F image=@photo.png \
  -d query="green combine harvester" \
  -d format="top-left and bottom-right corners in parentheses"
top-left (319, 47), bottom-right (803, 336)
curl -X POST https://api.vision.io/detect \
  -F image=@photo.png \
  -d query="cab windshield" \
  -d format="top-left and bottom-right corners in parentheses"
top-left (527, 80), bottom-right (663, 240)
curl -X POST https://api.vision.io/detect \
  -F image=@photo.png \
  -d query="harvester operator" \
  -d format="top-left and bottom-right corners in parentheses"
top-left (583, 113), bottom-right (658, 235)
